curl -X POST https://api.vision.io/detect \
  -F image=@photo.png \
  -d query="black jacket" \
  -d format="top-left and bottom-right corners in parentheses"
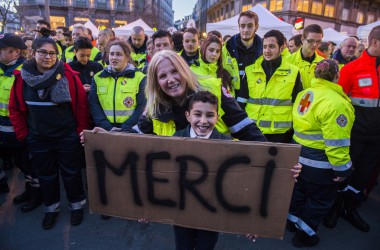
top-left (68, 58), bottom-right (104, 85)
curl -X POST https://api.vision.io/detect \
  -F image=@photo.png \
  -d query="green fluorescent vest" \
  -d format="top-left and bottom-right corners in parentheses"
top-left (285, 49), bottom-right (323, 89)
top-left (152, 77), bottom-right (228, 136)
top-left (222, 46), bottom-right (240, 90)
top-left (0, 64), bottom-right (23, 117)
top-left (245, 56), bottom-right (299, 134)
top-left (94, 71), bottom-right (145, 124)
top-left (130, 52), bottom-right (146, 69)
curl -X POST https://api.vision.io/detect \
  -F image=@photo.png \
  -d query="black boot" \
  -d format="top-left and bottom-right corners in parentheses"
top-left (42, 212), bottom-right (59, 230)
top-left (21, 186), bottom-right (42, 213)
top-left (292, 229), bottom-right (320, 247)
top-left (323, 194), bottom-right (344, 228)
top-left (13, 181), bottom-right (31, 204)
top-left (341, 206), bottom-right (370, 232)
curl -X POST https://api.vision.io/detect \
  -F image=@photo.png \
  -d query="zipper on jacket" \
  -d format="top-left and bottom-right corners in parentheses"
top-left (113, 77), bottom-right (118, 124)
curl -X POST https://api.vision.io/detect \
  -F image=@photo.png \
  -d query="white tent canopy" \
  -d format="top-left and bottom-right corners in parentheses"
top-left (206, 4), bottom-right (293, 39)
top-left (84, 20), bottom-right (99, 37)
top-left (322, 28), bottom-right (348, 46)
top-left (114, 19), bottom-right (155, 37)
top-left (357, 20), bottom-right (380, 41)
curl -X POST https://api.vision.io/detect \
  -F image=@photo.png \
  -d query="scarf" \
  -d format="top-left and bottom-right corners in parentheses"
top-left (21, 59), bottom-right (71, 104)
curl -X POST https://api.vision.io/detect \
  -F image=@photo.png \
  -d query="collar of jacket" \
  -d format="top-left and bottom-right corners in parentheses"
top-left (311, 78), bottom-right (350, 102)
top-left (332, 49), bottom-right (356, 65)
top-left (98, 64), bottom-right (137, 78)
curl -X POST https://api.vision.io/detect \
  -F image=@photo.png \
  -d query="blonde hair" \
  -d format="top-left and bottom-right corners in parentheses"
top-left (146, 50), bottom-right (199, 118)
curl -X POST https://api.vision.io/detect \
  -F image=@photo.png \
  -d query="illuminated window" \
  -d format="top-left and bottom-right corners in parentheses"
top-left (324, 4), bottom-right (334, 17)
top-left (357, 12), bottom-right (364, 24)
top-left (342, 8), bottom-right (349, 21)
top-left (311, 1), bottom-right (322, 15)
top-left (50, 16), bottom-right (65, 30)
top-left (270, 0), bottom-right (283, 11)
top-left (242, 4), bottom-right (253, 11)
top-left (297, 0), bottom-right (309, 12)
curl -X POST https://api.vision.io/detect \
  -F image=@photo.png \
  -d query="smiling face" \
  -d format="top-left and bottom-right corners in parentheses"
top-left (205, 42), bottom-right (221, 64)
top-left (186, 101), bottom-right (218, 137)
top-left (263, 36), bottom-right (282, 61)
top-left (34, 43), bottom-right (57, 73)
top-left (109, 45), bottom-right (129, 72)
top-left (156, 58), bottom-right (187, 103)
top-left (183, 32), bottom-right (199, 56)
top-left (75, 48), bottom-right (92, 65)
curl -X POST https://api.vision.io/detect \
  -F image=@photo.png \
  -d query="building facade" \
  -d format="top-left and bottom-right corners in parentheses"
top-left (18, 0), bottom-right (174, 32)
top-left (197, 0), bottom-right (380, 35)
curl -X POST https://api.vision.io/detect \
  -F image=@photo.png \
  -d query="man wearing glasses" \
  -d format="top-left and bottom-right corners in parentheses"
top-left (286, 24), bottom-right (324, 89)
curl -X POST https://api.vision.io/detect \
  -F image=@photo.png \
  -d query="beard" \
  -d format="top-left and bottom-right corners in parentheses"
top-left (240, 33), bottom-right (255, 42)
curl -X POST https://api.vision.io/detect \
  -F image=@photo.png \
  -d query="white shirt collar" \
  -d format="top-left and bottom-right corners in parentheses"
top-left (190, 127), bottom-right (213, 139)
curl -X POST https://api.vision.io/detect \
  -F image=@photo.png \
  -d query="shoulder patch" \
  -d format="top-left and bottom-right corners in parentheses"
top-left (336, 114), bottom-right (348, 127)
top-left (297, 91), bottom-right (313, 115)
top-left (222, 86), bottom-right (233, 98)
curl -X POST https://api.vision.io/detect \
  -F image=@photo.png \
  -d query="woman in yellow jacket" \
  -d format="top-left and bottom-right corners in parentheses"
top-left (287, 59), bottom-right (354, 247)
top-left (190, 34), bottom-right (237, 96)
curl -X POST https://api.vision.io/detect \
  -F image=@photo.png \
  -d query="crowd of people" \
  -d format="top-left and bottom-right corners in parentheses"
top-left (0, 10), bottom-right (379, 249)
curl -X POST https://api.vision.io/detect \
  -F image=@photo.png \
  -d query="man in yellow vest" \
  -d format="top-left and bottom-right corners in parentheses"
top-left (0, 33), bottom-right (42, 212)
top-left (245, 30), bottom-right (302, 143)
top-left (63, 23), bottom-right (102, 63)
top-left (286, 24), bottom-right (324, 89)
top-left (128, 26), bottom-right (148, 69)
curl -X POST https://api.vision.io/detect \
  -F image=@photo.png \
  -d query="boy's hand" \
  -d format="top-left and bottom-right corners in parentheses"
top-left (291, 163), bottom-right (302, 182)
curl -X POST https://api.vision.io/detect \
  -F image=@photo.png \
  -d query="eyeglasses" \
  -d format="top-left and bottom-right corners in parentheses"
top-left (305, 38), bottom-right (322, 45)
top-left (36, 50), bottom-right (57, 58)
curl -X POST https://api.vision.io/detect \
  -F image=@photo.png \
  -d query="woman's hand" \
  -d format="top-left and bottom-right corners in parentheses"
top-left (137, 218), bottom-right (149, 224)
top-left (291, 163), bottom-right (302, 182)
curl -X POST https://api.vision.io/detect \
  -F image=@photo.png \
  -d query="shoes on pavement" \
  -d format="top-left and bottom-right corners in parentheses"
top-left (42, 212), bottom-right (59, 230)
top-left (71, 209), bottom-right (84, 226)
top-left (292, 229), bottom-right (320, 247)
top-left (341, 206), bottom-right (370, 232)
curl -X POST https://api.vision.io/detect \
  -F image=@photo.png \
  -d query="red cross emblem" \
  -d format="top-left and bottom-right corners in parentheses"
top-left (298, 91), bottom-right (313, 115)
top-left (123, 97), bottom-right (134, 108)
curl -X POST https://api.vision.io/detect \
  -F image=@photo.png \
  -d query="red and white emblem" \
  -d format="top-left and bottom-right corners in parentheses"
top-left (298, 91), bottom-right (313, 115)
top-left (336, 114), bottom-right (348, 127)
top-left (123, 97), bottom-right (134, 108)
top-left (222, 86), bottom-right (233, 98)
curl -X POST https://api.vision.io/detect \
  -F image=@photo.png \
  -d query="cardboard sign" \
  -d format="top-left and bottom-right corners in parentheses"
top-left (84, 131), bottom-right (301, 239)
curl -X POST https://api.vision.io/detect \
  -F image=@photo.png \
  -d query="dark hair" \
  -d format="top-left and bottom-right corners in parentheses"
top-left (151, 30), bottom-right (172, 45)
top-left (56, 26), bottom-right (69, 33)
top-left (368, 25), bottom-right (380, 46)
top-left (318, 42), bottom-right (331, 52)
top-left (289, 34), bottom-right (302, 47)
top-left (188, 91), bottom-right (218, 112)
top-left (201, 34), bottom-right (233, 90)
top-left (32, 28), bottom-right (58, 53)
top-left (303, 24), bottom-right (323, 39)
top-left (263, 30), bottom-right (286, 47)
top-left (314, 59), bottom-right (339, 82)
top-left (22, 36), bottom-right (34, 43)
top-left (184, 27), bottom-right (199, 37)
top-left (74, 36), bottom-right (93, 51)
top-left (208, 30), bottom-right (222, 40)
top-left (172, 31), bottom-right (184, 52)
top-left (223, 35), bottom-right (231, 42)
top-left (37, 19), bottom-right (51, 29)
top-left (238, 10), bottom-right (259, 26)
